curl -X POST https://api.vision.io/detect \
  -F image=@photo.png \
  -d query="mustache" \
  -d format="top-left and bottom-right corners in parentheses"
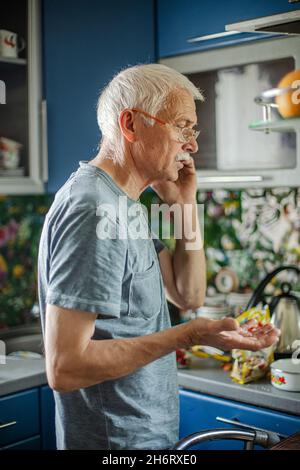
top-left (175, 153), bottom-right (191, 162)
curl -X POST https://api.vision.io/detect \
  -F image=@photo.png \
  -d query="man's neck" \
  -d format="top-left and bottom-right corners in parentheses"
top-left (89, 150), bottom-right (149, 201)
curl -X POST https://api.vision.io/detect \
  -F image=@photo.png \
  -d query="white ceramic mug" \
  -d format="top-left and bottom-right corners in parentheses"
top-left (0, 30), bottom-right (26, 59)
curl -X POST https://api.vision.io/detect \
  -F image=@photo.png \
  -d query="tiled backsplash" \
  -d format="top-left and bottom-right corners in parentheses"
top-left (0, 188), bottom-right (299, 327)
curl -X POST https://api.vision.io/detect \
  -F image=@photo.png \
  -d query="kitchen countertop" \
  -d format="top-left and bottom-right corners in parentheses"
top-left (0, 356), bottom-right (47, 397)
top-left (178, 357), bottom-right (300, 416)
top-left (1, 356), bottom-right (300, 418)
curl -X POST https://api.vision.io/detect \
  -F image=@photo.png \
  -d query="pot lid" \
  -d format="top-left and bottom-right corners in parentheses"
top-left (271, 359), bottom-right (300, 374)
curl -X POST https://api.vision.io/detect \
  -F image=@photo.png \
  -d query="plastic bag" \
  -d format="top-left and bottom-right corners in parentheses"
top-left (230, 305), bottom-right (274, 384)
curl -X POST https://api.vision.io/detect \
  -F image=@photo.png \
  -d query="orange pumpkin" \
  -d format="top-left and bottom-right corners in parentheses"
top-left (275, 69), bottom-right (300, 119)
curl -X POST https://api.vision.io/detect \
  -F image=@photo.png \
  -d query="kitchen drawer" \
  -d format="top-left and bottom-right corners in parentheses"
top-left (0, 389), bottom-right (39, 448)
top-left (2, 435), bottom-right (41, 450)
top-left (179, 389), bottom-right (300, 450)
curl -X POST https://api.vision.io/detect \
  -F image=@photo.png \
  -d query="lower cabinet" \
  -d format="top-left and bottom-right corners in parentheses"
top-left (2, 436), bottom-right (41, 450)
top-left (40, 385), bottom-right (56, 450)
top-left (4, 385), bottom-right (300, 450)
top-left (0, 386), bottom-right (56, 450)
top-left (179, 388), bottom-right (300, 450)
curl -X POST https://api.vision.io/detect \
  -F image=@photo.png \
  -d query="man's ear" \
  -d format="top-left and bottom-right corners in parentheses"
top-left (118, 109), bottom-right (137, 143)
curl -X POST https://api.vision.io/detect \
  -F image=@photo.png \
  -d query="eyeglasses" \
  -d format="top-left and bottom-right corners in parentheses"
top-left (131, 108), bottom-right (200, 144)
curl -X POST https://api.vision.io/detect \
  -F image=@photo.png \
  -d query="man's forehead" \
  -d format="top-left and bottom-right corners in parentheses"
top-left (163, 89), bottom-right (197, 123)
top-left (170, 105), bottom-right (198, 125)
top-left (173, 112), bottom-right (197, 124)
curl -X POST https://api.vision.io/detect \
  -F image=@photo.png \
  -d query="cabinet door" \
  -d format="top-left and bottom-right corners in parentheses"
top-left (0, 388), bottom-right (39, 448)
top-left (157, 0), bottom-right (300, 57)
top-left (179, 389), bottom-right (300, 450)
top-left (40, 385), bottom-right (56, 450)
top-left (43, 0), bottom-right (155, 193)
top-left (0, 0), bottom-right (44, 194)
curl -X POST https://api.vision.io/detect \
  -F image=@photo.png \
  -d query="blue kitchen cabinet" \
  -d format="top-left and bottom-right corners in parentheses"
top-left (0, 389), bottom-right (40, 449)
top-left (157, 0), bottom-right (300, 57)
top-left (40, 385), bottom-right (56, 450)
top-left (43, 0), bottom-right (156, 193)
top-left (0, 386), bottom-right (56, 450)
top-left (179, 388), bottom-right (300, 450)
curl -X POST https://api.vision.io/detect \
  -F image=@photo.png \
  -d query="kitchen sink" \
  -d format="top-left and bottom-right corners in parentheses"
top-left (0, 325), bottom-right (44, 356)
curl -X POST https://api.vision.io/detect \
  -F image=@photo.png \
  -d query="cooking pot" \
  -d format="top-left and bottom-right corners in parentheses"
top-left (271, 359), bottom-right (300, 392)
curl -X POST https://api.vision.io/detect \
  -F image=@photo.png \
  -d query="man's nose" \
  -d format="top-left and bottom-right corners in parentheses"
top-left (182, 137), bottom-right (198, 154)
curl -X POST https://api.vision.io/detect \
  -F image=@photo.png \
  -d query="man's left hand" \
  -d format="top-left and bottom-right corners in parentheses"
top-left (151, 157), bottom-right (197, 205)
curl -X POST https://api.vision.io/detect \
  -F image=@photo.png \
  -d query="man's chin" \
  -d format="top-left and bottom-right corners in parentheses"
top-left (166, 171), bottom-right (179, 182)
top-left (156, 166), bottom-right (180, 182)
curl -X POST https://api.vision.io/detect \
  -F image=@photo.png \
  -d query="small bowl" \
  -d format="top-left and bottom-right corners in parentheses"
top-left (271, 359), bottom-right (300, 392)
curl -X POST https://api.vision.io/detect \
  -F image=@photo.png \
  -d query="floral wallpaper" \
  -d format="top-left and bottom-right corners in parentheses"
top-left (0, 195), bottom-right (53, 328)
top-left (198, 188), bottom-right (300, 291)
top-left (0, 187), bottom-right (299, 328)
top-left (143, 187), bottom-right (300, 292)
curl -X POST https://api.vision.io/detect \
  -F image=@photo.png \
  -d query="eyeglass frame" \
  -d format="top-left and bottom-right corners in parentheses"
top-left (131, 108), bottom-right (200, 144)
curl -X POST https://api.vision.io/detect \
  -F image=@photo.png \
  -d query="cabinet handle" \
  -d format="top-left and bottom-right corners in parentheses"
top-left (41, 99), bottom-right (49, 183)
top-left (216, 416), bottom-right (287, 438)
top-left (0, 420), bottom-right (17, 430)
top-left (187, 30), bottom-right (241, 43)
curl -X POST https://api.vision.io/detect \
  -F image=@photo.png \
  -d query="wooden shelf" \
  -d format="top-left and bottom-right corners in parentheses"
top-left (0, 57), bottom-right (27, 65)
top-left (0, 167), bottom-right (25, 177)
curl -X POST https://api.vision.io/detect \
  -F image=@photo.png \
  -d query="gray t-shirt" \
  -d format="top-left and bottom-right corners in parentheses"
top-left (37, 161), bottom-right (179, 450)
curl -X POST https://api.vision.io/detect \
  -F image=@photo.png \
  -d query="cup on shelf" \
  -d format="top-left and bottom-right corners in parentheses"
top-left (0, 30), bottom-right (26, 59)
top-left (0, 137), bottom-right (22, 170)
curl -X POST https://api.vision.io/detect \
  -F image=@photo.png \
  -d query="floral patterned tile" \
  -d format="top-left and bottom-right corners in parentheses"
top-left (0, 187), bottom-right (299, 328)
top-left (0, 194), bottom-right (53, 328)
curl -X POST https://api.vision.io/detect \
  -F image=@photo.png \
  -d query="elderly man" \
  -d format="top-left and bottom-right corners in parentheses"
top-left (38, 64), bottom-right (279, 450)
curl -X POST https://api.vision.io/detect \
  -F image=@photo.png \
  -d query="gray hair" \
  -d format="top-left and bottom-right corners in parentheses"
top-left (97, 63), bottom-right (204, 161)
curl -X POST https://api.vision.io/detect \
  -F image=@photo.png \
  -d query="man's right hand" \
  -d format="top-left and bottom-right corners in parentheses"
top-left (186, 317), bottom-right (280, 352)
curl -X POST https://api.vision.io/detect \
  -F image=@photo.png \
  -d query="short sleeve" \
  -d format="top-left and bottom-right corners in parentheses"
top-left (152, 234), bottom-right (166, 255)
top-left (46, 206), bottom-right (127, 318)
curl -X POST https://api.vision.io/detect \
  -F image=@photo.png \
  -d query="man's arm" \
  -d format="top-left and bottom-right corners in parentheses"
top-left (152, 158), bottom-right (206, 310)
top-left (158, 201), bottom-right (206, 310)
top-left (45, 303), bottom-right (194, 392)
top-left (45, 304), bottom-right (279, 393)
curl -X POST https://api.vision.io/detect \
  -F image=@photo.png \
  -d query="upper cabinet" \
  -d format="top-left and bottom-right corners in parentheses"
top-left (160, 34), bottom-right (300, 188)
top-left (157, 0), bottom-right (300, 58)
top-left (43, 0), bottom-right (155, 193)
top-left (0, 0), bottom-right (44, 194)
top-left (0, 0), bottom-right (155, 195)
